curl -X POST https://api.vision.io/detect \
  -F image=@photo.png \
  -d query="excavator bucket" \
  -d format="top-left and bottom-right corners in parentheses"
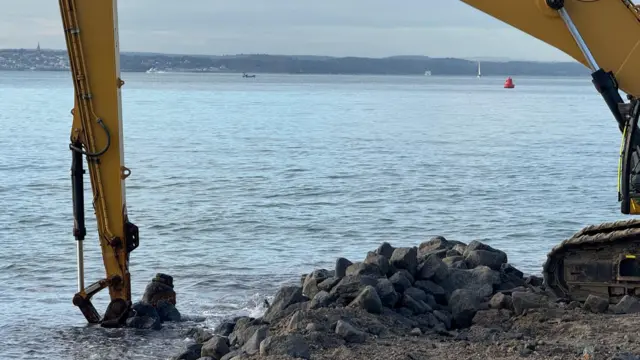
top-left (460, 0), bottom-right (640, 97)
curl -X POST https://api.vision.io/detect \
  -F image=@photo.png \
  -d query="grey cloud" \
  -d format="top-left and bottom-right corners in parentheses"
top-left (0, 1), bottom-right (571, 61)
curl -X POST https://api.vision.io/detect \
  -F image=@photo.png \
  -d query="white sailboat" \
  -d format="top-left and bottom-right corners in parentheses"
top-left (477, 61), bottom-right (482, 78)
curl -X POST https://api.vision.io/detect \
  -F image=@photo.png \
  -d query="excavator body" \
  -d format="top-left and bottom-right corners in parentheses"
top-left (461, 0), bottom-right (640, 302)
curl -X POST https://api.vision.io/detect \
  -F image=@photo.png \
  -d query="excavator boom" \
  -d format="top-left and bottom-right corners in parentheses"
top-left (59, 0), bottom-right (138, 325)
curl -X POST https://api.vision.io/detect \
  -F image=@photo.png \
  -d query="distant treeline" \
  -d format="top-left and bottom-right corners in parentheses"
top-left (1, 48), bottom-right (590, 76)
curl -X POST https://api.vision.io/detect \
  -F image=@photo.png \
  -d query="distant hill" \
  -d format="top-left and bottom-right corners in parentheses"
top-left (0, 48), bottom-right (590, 76)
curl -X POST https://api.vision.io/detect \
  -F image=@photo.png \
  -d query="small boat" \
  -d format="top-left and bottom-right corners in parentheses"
top-left (504, 77), bottom-right (515, 88)
top-left (477, 61), bottom-right (481, 78)
top-left (242, 72), bottom-right (256, 78)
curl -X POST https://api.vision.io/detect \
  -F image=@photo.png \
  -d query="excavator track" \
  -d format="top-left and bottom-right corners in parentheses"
top-left (543, 218), bottom-right (640, 303)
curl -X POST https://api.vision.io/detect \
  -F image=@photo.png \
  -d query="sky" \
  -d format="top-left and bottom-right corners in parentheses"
top-left (0, 0), bottom-right (573, 61)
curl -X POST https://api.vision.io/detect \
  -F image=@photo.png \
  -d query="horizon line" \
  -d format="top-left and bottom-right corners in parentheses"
top-left (0, 47), bottom-right (578, 64)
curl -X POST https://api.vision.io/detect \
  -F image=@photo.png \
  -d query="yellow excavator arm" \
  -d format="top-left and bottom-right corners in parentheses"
top-left (59, 0), bottom-right (138, 326)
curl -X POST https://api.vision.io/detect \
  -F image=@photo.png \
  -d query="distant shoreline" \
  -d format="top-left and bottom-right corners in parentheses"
top-left (0, 48), bottom-right (589, 77)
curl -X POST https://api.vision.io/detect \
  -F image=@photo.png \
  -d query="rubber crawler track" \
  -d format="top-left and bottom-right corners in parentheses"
top-left (542, 218), bottom-right (640, 300)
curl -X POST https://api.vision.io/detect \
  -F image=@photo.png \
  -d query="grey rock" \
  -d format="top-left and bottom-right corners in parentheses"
top-left (309, 290), bottom-right (333, 309)
top-left (583, 294), bottom-right (609, 314)
top-left (329, 275), bottom-right (378, 305)
top-left (612, 295), bottom-right (640, 314)
top-left (287, 310), bottom-right (306, 331)
top-left (418, 236), bottom-right (451, 253)
top-left (511, 291), bottom-right (549, 315)
top-left (390, 247), bottom-right (418, 276)
top-left (259, 334), bottom-right (310, 359)
top-left (375, 278), bottom-right (399, 308)
top-left (306, 322), bottom-right (324, 332)
top-left (464, 250), bottom-right (507, 271)
top-left (157, 300), bottom-right (181, 322)
top-left (611, 352), bottom-right (640, 360)
top-left (213, 320), bottom-right (236, 337)
top-left (317, 277), bottom-right (341, 292)
top-left (452, 243), bottom-right (467, 255)
top-left (463, 240), bottom-right (507, 259)
top-left (395, 269), bottom-right (415, 284)
top-left (173, 343), bottom-right (203, 360)
top-left (489, 292), bottom-right (513, 311)
top-left (419, 249), bottom-right (449, 260)
top-left (346, 262), bottom-right (383, 277)
top-left (126, 315), bottom-right (162, 330)
top-left (262, 286), bottom-right (307, 323)
top-left (241, 326), bottom-right (268, 355)
top-left (348, 285), bottom-right (383, 314)
top-left (302, 277), bottom-right (320, 299)
top-left (335, 257), bottom-right (353, 278)
top-left (500, 263), bottom-right (524, 278)
top-left (220, 351), bottom-right (243, 360)
top-left (524, 275), bottom-right (544, 287)
top-left (364, 252), bottom-right (390, 275)
top-left (401, 294), bottom-right (432, 315)
top-left (442, 256), bottom-right (464, 267)
top-left (389, 272), bottom-right (412, 294)
top-left (201, 336), bottom-right (230, 359)
top-left (414, 280), bottom-right (447, 304)
top-left (396, 307), bottom-right (413, 317)
top-left (439, 266), bottom-right (501, 299)
top-left (335, 320), bottom-right (367, 343)
top-left (187, 327), bottom-right (214, 343)
top-left (449, 289), bottom-right (482, 328)
top-left (446, 249), bottom-right (461, 257)
top-left (433, 310), bottom-right (452, 329)
top-left (417, 255), bottom-right (449, 282)
top-left (375, 242), bottom-right (396, 259)
top-left (404, 287), bottom-right (428, 303)
top-left (410, 327), bottom-right (422, 336)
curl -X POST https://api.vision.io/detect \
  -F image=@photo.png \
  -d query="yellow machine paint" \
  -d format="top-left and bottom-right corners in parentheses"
top-left (56, 0), bottom-right (640, 324)
top-left (59, 0), bottom-right (135, 324)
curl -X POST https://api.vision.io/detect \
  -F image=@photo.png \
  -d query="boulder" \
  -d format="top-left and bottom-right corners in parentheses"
top-left (375, 242), bottom-right (396, 259)
top-left (375, 278), bottom-right (400, 308)
top-left (439, 266), bottom-right (501, 299)
top-left (389, 272), bottom-right (412, 294)
top-left (583, 294), bottom-right (609, 314)
top-left (335, 258), bottom-right (353, 278)
top-left (611, 295), bottom-right (640, 314)
top-left (335, 320), bottom-right (367, 343)
top-left (241, 326), bottom-right (268, 355)
top-left (172, 344), bottom-right (202, 360)
top-left (262, 286), bottom-right (308, 322)
top-left (364, 252), bottom-right (390, 275)
top-left (414, 280), bottom-right (447, 304)
top-left (416, 255), bottom-right (449, 282)
top-left (390, 247), bottom-right (419, 276)
top-left (449, 289), bottom-right (482, 328)
top-left (348, 285), bottom-right (383, 314)
top-left (511, 291), bottom-right (549, 315)
top-left (259, 334), bottom-right (311, 359)
top-left (489, 292), bottom-right (513, 311)
top-left (346, 262), bottom-right (384, 277)
top-left (464, 250), bottom-right (507, 271)
top-left (201, 336), bottom-right (230, 359)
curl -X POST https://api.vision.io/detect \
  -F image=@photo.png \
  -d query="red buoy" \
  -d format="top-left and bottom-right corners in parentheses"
top-left (504, 77), bottom-right (515, 89)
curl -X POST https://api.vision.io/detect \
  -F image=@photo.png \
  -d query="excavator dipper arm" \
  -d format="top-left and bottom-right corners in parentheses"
top-left (460, 0), bottom-right (640, 302)
top-left (59, 0), bottom-right (139, 325)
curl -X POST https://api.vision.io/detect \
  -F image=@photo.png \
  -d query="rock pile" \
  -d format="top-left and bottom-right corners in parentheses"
top-left (171, 237), bottom-right (640, 360)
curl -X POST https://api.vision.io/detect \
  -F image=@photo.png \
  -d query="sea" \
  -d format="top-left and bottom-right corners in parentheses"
top-left (0, 71), bottom-right (628, 359)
